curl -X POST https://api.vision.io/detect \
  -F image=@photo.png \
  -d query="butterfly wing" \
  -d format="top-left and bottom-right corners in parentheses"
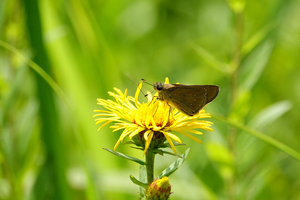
top-left (165, 85), bottom-right (219, 116)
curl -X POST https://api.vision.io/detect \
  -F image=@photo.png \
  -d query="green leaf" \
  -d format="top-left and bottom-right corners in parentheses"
top-left (130, 146), bottom-right (144, 151)
top-left (103, 148), bottom-right (146, 165)
top-left (124, 141), bottom-right (136, 145)
top-left (239, 40), bottom-right (273, 91)
top-left (139, 165), bottom-right (147, 197)
top-left (0, 40), bottom-right (71, 111)
top-left (248, 100), bottom-right (292, 131)
top-left (153, 149), bottom-right (182, 158)
top-left (189, 43), bottom-right (231, 74)
top-left (124, 140), bottom-right (144, 147)
top-left (130, 175), bottom-right (148, 190)
top-left (235, 101), bottom-right (292, 170)
top-left (242, 22), bottom-right (277, 55)
top-left (212, 113), bottom-right (300, 162)
top-left (157, 148), bottom-right (190, 179)
top-left (130, 144), bottom-right (185, 157)
top-left (161, 141), bottom-right (186, 148)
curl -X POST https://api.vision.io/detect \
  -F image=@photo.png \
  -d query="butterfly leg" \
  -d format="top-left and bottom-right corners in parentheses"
top-left (166, 103), bottom-right (175, 123)
top-left (148, 96), bottom-right (159, 117)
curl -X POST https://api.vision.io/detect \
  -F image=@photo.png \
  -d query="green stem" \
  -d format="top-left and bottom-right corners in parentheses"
top-left (145, 150), bottom-right (155, 184)
top-left (228, 9), bottom-right (244, 200)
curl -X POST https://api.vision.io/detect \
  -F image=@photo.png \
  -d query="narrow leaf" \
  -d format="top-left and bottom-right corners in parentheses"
top-left (0, 40), bottom-right (71, 111)
top-left (130, 175), bottom-right (148, 189)
top-left (161, 141), bottom-right (186, 148)
top-left (249, 100), bottom-right (292, 131)
top-left (212, 113), bottom-right (300, 162)
top-left (190, 43), bottom-right (231, 74)
top-left (153, 149), bottom-right (182, 158)
top-left (124, 141), bottom-right (136, 145)
top-left (242, 22), bottom-right (277, 55)
top-left (239, 40), bottom-right (273, 91)
top-left (139, 165), bottom-right (147, 197)
top-left (103, 148), bottom-right (146, 165)
top-left (157, 148), bottom-right (190, 179)
top-left (130, 146), bottom-right (144, 151)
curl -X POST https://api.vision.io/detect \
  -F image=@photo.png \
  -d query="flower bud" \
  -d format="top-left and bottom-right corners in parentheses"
top-left (146, 177), bottom-right (171, 200)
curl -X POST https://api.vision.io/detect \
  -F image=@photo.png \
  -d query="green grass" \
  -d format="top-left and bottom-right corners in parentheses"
top-left (1, 0), bottom-right (300, 199)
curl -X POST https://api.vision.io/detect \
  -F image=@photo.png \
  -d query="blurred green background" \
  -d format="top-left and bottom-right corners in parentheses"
top-left (1, 0), bottom-right (300, 199)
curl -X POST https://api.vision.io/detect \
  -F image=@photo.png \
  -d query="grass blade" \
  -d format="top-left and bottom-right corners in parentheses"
top-left (212, 113), bottom-right (300, 162)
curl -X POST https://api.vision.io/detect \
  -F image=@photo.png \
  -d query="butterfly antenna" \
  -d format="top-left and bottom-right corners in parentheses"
top-left (143, 89), bottom-right (156, 97)
top-left (138, 88), bottom-right (147, 97)
top-left (141, 79), bottom-right (156, 98)
top-left (141, 79), bottom-right (153, 86)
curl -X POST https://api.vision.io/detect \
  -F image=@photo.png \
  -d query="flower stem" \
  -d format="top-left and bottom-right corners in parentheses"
top-left (228, 8), bottom-right (244, 200)
top-left (145, 150), bottom-right (155, 184)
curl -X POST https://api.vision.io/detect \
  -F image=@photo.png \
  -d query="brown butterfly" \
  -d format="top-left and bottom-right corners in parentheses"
top-left (152, 82), bottom-right (219, 116)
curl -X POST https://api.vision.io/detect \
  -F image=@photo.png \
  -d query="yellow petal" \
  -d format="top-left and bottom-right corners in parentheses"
top-left (164, 77), bottom-right (169, 84)
top-left (163, 131), bottom-right (182, 144)
top-left (163, 133), bottom-right (177, 154)
top-left (177, 130), bottom-right (202, 144)
top-left (143, 130), bottom-right (154, 155)
top-left (114, 139), bottom-right (121, 150)
top-left (128, 127), bottom-right (143, 138)
top-left (97, 120), bottom-right (112, 131)
top-left (135, 81), bottom-right (143, 108)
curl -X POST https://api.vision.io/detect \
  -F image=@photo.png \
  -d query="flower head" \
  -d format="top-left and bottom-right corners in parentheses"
top-left (93, 78), bottom-right (213, 154)
top-left (146, 176), bottom-right (171, 200)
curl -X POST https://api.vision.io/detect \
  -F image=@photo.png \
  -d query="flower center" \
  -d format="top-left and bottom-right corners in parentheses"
top-left (132, 101), bottom-right (174, 128)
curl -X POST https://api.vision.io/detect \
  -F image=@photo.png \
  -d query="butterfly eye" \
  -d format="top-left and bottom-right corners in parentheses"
top-left (154, 82), bottom-right (164, 91)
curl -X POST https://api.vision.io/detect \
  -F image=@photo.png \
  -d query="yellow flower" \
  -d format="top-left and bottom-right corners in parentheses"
top-left (93, 78), bottom-right (213, 155)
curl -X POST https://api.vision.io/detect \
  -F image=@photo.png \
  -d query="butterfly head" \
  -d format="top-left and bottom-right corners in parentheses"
top-left (153, 82), bottom-right (164, 92)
